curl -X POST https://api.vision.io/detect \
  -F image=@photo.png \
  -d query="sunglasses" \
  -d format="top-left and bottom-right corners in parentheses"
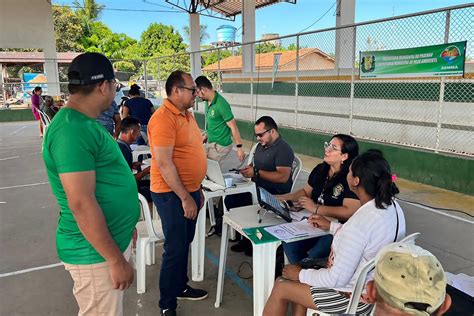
top-left (178, 86), bottom-right (197, 94)
top-left (254, 129), bottom-right (271, 138)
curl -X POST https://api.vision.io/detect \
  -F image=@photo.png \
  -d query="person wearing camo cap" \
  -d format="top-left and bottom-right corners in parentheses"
top-left (366, 242), bottom-right (452, 316)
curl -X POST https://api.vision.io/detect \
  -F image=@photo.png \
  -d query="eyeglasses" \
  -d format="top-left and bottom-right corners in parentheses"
top-left (254, 129), bottom-right (271, 138)
top-left (109, 79), bottom-right (121, 92)
top-left (178, 86), bottom-right (197, 95)
top-left (324, 141), bottom-right (341, 152)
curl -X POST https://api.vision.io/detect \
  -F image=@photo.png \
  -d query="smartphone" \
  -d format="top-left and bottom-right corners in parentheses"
top-left (286, 200), bottom-right (303, 212)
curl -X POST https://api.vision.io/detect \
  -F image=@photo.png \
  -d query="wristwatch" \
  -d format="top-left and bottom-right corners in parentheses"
top-left (236, 144), bottom-right (243, 148)
top-left (253, 167), bottom-right (260, 178)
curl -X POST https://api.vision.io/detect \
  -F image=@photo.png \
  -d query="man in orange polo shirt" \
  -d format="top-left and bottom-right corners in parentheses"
top-left (148, 70), bottom-right (207, 316)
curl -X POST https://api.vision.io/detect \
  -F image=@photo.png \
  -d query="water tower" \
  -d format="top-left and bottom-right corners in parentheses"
top-left (213, 25), bottom-right (239, 47)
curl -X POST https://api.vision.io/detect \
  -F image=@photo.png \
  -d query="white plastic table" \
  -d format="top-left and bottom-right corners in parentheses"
top-left (214, 205), bottom-right (328, 316)
top-left (190, 181), bottom-right (258, 282)
top-left (132, 145), bottom-right (151, 162)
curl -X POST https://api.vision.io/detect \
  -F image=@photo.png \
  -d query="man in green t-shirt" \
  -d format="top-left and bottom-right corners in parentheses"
top-left (195, 76), bottom-right (245, 164)
top-left (42, 52), bottom-right (140, 315)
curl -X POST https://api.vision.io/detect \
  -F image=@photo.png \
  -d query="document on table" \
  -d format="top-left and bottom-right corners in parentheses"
top-left (264, 220), bottom-right (327, 240)
top-left (290, 209), bottom-right (313, 221)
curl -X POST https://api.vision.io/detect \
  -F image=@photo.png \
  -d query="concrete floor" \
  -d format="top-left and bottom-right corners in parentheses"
top-left (0, 121), bottom-right (472, 316)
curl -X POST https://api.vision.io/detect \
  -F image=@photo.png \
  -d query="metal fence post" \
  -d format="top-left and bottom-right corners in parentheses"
top-left (157, 58), bottom-right (162, 99)
top-left (217, 48), bottom-right (222, 91)
top-left (444, 9), bottom-right (451, 43)
top-left (349, 26), bottom-right (357, 135)
top-left (435, 77), bottom-right (445, 153)
top-left (143, 60), bottom-right (148, 98)
top-left (250, 43), bottom-right (255, 122)
top-left (294, 35), bottom-right (300, 129)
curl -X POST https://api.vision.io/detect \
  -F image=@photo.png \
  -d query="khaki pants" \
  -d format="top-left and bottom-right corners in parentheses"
top-left (63, 243), bottom-right (132, 316)
top-left (206, 142), bottom-right (233, 162)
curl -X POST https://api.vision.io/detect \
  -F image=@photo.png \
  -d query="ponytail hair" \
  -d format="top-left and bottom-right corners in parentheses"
top-left (350, 149), bottom-right (399, 209)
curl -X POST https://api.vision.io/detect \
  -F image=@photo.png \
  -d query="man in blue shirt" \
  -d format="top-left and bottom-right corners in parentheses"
top-left (97, 100), bottom-right (121, 138)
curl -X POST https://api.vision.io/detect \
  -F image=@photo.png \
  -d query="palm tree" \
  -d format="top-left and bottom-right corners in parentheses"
top-left (73, 0), bottom-right (105, 34)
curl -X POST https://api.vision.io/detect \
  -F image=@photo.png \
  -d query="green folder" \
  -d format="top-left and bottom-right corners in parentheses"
top-left (243, 227), bottom-right (280, 245)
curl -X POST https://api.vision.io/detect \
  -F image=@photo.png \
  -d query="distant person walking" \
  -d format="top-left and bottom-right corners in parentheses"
top-left (42, 52), bottom-right (140, 316)
top-left (148, 70), bottom-right (208, 316)
top-left (31, 86), bottom-right (44, 137)
top-left (122, 84), bottom-right (154, 145)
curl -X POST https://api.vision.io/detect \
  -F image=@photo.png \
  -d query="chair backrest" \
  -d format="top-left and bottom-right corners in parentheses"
top-left (290, 155), bottom-right (302, 192)
top-left (246, 143), bottom-right (258, 166)
top-left (138, 193), bottom-right (161, 242)
top-left (345, 232), bottom-right (422, 314)
top-left (38, 109), bottom-right (51, 127)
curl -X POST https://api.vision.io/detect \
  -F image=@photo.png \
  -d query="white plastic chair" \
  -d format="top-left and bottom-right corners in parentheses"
top-left (135, 193), bottom-right (164, 294)
top-left (307, 232), bottom-right (422, 316)
top-left (290, 155), bottom-right (303, 192)
top-left (38, 109), bottom-right (51, 132)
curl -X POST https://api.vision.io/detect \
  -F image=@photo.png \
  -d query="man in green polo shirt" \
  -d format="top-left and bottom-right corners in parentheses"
top-left (195, 76), bottom-right (245, 164)
top-left (42, 52), bottom-right (139, 315)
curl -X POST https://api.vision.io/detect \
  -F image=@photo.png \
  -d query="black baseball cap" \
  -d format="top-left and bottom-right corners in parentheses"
top-left (68, 52), bottom-right (115, 85)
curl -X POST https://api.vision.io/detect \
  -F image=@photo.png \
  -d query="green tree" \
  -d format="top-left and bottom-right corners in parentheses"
top-left (81, 22), bottom-right (137, 59)
top-left (255, 42), bottom-right (285, 54)
top-left (139, 23), bottom-right (187, 58)
top-left (182, 24), bottom-right (210, 44)
top-left (52, 6), bottom-right (84, 52)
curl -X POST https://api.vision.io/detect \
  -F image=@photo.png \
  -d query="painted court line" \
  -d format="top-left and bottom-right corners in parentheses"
top-left (205, 249), bottom-right (253, 298)
top-left (0, 263), bottom-right (63, 278)
top-left (0, 182), bottom-right (49, 190)
top-left (9, 126), bottom-right (27, 135)
top-left (0, 156), bottom-right (20, 161)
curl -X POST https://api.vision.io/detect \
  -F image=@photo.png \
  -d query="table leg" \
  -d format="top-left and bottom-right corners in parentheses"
top-left (215, 221), bottom-right (229, 308)
top-left (252, 241), bottom-right (280, 316)
top-left (191, 201), bottom-right (207, 282)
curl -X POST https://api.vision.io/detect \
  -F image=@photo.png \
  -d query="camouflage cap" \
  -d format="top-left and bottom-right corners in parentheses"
top-left (374, 242), bottom-right (447, 315)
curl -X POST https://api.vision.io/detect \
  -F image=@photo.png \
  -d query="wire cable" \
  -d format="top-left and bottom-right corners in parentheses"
top-left (396, 197), bottom-right (473, 218)
top-left (298, 0), bottom-right (338, 34)
top-left (52, 4), bottom-right (183, 14)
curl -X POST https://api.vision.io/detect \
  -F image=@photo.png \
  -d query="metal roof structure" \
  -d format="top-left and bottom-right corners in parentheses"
top-left (165, 0), bottom-right (296, 21)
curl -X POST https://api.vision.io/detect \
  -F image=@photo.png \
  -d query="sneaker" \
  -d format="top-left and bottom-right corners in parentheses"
top-left (160, 309), bottom-right (176, 316)
top-left (177, 285), bottom-right (208, 301)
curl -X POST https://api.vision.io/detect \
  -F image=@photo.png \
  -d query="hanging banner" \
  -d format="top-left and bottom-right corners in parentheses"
top-left (359, 41), bottom-right (467, 79)
top-left (272, 53), bottom-right (282, 88)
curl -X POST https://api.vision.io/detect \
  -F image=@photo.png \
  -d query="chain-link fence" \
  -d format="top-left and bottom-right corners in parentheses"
top-left (1, 4), bottom-right (472, 156)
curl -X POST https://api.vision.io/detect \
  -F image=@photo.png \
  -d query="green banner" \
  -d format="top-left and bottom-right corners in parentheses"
top-left (360, 41), bottom-right (467, 79)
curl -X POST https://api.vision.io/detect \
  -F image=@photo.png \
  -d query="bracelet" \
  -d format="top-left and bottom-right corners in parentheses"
top-left (236, 144), bottom-right (243, 148)
top-left (314, 204), bottom-right (321, 215)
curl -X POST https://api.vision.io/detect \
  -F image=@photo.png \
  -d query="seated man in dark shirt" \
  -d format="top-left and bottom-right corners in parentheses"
top-left (225, 116), bottom-right (295, 255)
top-left (117, 117), bottom-right (151, 202)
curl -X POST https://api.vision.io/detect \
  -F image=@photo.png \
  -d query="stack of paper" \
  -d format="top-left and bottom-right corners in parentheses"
top-left (264, 220), bottom-right (327, 240)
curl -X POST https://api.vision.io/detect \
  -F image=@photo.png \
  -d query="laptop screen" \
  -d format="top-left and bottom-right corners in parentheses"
top-left (257, 187), bottom-right (292, 222)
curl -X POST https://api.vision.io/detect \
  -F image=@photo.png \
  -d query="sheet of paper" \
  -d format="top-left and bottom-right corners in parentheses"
top-left (264, 220), bottom-right (326, 240)
top-left (290, 209), bottom-right (313, 221)
top-left (446, 272), bottom-right (474, 296)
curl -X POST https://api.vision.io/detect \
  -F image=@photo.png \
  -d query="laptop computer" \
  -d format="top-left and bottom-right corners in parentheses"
top-left (202, 159), bottom-right (248, 191)
top-left (256, 186), bottom-right (293, 222)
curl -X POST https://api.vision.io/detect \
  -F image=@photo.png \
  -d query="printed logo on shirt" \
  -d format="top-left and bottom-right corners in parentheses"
top-left (210, 109), bottom-right (215, 117)
top-left (332, 183), bottom-right (344, 199)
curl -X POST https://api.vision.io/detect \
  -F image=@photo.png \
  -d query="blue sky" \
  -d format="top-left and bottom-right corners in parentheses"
top-left (53, 0), bottom-right (472, 43)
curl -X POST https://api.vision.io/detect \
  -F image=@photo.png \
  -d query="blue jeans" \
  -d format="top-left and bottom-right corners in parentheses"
top-left (151, 190), bottom-right (201, 310)
top-left (283, 234), bottom-right (333, 264)
top-left (137, 124), bottom-right (148, 145)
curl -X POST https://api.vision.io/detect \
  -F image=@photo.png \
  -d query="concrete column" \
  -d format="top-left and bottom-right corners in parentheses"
top-left (43, 45), bottom-right (60, 98)
top-left (335, 0), bottom-right (356, 69)
top-left (242, 0), bottom-right (256, 73)
top-left (0, 0), bottom-right (60, 98)
top-left (189, 13), bottom-right (202, 79)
